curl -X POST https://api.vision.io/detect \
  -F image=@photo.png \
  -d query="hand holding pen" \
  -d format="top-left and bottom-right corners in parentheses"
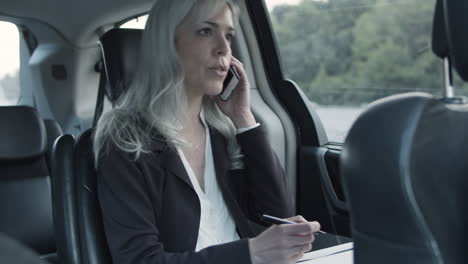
top-left (248, 214), bottom-right (322, 264)
top-left (262, 214), bottom-right (326, 236)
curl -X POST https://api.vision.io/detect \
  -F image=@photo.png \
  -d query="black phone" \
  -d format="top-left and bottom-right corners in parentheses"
top-left (220, 66), bottom-right (240, 101)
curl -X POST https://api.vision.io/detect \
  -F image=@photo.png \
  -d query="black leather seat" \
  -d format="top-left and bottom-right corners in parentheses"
top-left (0, 106), bottom-right (58, 263)
top-left (77, 28), bottom-right (142, 264)
top-left (43, 119), bottom-right (63, 165)
top-left (51, 28), bottom-right (143, 264)
top-left (99, 28), bottom-right (142, 107)
top-left (68, 129), bottom-right (110, 264)
top-left (51, 134), bottom-right (81, 264)
top-left (0, 233), bottom-right (49, 264)
top-left (341, 0), bottom-right (468, 263)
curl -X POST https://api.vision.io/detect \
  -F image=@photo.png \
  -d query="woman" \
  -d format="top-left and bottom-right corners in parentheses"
top-left (93, 0), bottom-right (321, 263)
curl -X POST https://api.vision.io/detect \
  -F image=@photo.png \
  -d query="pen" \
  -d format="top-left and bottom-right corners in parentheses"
top-left (262, 214), bottom-right (326, 235)
top-left (262, 214), bottom-right (297, 225)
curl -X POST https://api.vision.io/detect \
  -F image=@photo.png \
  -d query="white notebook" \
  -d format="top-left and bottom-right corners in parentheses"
top-left (297, 242), bottom-right (354, 264)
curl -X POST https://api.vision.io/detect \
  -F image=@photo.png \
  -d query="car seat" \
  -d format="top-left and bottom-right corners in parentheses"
top-left (51, 28), bottom-right (142, 264)
top-left (0, 106), bottom-right (60, 263)
top-left (340, 0), bottom-right (468, 263)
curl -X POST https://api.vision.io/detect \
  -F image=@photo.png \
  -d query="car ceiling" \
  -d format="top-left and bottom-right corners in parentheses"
top-left (0, 0), bottom-right (156, 46)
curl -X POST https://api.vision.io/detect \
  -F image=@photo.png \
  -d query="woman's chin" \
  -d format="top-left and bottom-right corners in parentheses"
top-left (205, 84), bottom-right (223, 97)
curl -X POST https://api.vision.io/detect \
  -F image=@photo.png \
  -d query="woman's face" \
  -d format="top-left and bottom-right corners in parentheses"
top-left (175, 5), bottom-right (235, 99)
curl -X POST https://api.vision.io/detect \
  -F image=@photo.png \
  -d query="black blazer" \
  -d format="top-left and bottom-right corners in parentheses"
top-left (97, 126), bottom-right (294, 264)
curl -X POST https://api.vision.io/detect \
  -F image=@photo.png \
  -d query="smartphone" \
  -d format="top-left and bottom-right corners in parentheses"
top-left (219, 66), bottom-right (240, 101)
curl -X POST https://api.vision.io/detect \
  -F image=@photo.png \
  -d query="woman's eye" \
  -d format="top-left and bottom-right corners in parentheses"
top-left (198, 28), bottom-right (212, 36)
top-left (226, 33), bottom-right (235, 41)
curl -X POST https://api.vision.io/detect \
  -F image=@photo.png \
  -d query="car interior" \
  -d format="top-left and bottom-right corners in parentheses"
top-left (0, 0), bottom-right (466, 263)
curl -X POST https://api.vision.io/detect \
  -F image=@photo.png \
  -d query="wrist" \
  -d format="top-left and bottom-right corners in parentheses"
top-left (231, 111), bottom-right (256, 129)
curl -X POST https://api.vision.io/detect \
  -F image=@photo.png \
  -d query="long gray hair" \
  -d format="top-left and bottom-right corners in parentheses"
top-left (93, 0), bottom-right (243, 169)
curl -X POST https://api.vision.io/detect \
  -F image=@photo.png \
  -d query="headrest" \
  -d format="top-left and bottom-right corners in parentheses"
top-left (432, 0), bottom-right (468, 81)
top-left (432, 0), bottom-right (448, 58)
top-left (0, 106), bottom-right (46, 160)
top-left (341, 93), bottom-right (468, 263)
top-left (444, 0), bottom-right (468, 81)
top-left (99, 28), bottom-right (143, 105)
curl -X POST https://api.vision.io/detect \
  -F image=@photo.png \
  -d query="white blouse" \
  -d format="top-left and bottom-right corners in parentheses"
top-left (177, 113), bottom-right (259, 252)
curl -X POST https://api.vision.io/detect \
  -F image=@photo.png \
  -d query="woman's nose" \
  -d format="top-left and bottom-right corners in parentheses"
top-left (214, 36), bottom-right (229, 56)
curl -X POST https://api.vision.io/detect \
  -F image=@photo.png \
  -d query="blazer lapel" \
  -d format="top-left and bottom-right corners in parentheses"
top-left (211, 130), bottom-right (256, 238)
top-left (157, 128), bottom-right (229, 192)
top-left (149, 128), bottom-right (239, 212)
top-left (151, 137), bottom-right (194, 190)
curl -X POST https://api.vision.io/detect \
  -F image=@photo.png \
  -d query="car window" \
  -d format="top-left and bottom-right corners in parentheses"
top-left (120, 15), bottom-right (148, 29)
top-left (266, 0), bottom-right (445, 143)
top-left (0, 21), bottom-right (20, 106)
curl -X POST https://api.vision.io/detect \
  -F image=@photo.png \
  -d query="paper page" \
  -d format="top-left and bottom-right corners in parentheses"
top-left (298, 249), bottom-right (353, 264)
top-left (298, 242), bottom-right (353, 263)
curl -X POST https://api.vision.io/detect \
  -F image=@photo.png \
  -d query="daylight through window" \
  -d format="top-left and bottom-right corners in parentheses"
top-left (267, 0), bottom-right (446, 142)
top-left (0, 21), bottom-right (20, 106)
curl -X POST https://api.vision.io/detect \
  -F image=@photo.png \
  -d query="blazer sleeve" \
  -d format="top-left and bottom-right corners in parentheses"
top-left (97, 148), bottom-right (252, 264)
top-left (235, 126), bottom-right (295, 223)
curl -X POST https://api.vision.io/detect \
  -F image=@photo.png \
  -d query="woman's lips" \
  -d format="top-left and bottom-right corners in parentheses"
top-left (209, 67), bottom-right (227, 77)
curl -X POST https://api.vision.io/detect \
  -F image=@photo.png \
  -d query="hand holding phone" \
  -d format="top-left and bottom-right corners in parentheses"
top-left (219, 66), bottom-right (240, 101)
